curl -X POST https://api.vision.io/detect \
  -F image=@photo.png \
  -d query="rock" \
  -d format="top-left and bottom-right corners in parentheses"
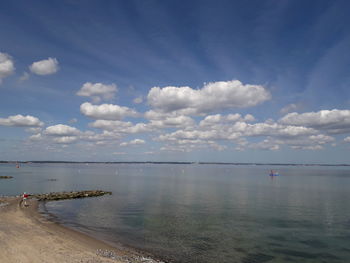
top-left (0, 176), bottom-right (13, 179)
top-left (30, 190), bottom-right (112, 201)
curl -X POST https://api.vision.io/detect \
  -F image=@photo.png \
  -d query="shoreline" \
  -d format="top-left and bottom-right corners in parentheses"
top-left (0, 197), bottom-right (165, 263)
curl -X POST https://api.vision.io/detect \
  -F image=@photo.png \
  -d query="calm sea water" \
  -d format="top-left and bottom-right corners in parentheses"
top-left (1, 163), bottom-right (350, 262)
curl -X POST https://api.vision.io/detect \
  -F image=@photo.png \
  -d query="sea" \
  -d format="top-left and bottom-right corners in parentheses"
top-left (1, 163), bottom-right (350, 263)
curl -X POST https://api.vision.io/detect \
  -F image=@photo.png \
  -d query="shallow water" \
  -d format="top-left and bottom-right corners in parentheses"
top-left (1, 163), bottom-right (350, 262)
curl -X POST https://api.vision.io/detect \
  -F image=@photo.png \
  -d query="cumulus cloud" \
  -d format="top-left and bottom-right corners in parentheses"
top-left (44, 124), bottom-right (80, 136)
top-left (90, 120), bottom-right (133, 131)
top-left (147, 80), bottom-right (271, 115)
top-left (149, 115), bottom-right (195, 129)
top-left (19, 72), bottom-right (30, 82)
top-left (158, 119), bottom-right (317, 148)
top-left (90, 120), bottom-right (151, 134)
top-left (0, 52), bottom-right (15, 84)
top-left (144, 110), bottom-right (176, 120)
top-left (280, 109), bottom-right (350, 134)
top-left (160, 139), bottom-right (227, 153)
top-left (308, 134), bottom-right (335, 144)
top-left (133, 96), bottom-right (143, 104)
top-left (29, 133), bottom-right (42, 141)
top-left (120, 139), bottom-right (145, 147)
top-left (280, 103), bottom-right (299, 114)
top-left (81, 130), bottom-right (122, 142)
top-left (159, 129), bottom-right (224, 141)
top-left (0, 114), bottom-right (44, 127)
top-left (199, 113), bottom-right (255, 127)
top-left (273, 134), bottom-right (334, 149)
top-left (291, 145), bottom-right (323, 150)
top-left (344, 137), bottom-right (350, 143)
top-left (53, 136), bottom-right (78, 144)
top-left (249, 139), bottom-right (280, 151)
top-left (241, 122), bottom-right (316, 137)
top-left (69, 118), bottom-right (78, 124)
top-left (80, 102), bottom-right (139, 120)
top-left (29, 57), bottom-right (59, 75)
top-left (156, 112), bottom-right (334, 153)
top-left (77, 82), bottom-right (117, 103)
top-left (26, 127), bottom-right (42, 134)
top-left (90, 116), bottom-right (193, 134)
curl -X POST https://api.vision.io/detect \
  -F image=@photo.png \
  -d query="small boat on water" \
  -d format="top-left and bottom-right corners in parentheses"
top-left (269, 170), bottom-right (279, 176)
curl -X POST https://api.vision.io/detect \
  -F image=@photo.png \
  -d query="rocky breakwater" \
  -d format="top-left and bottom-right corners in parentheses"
top-left (0, 176), bottom-right (13, 179)
top-left (31, 190), bottom-right (112, 201)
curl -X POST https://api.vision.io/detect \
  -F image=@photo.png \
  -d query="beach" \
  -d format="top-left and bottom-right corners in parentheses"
top-left (0, 197), bottom-right (162, 263)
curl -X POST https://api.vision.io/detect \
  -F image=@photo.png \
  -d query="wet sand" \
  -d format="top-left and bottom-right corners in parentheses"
top-left (0, 197), bottom-right (163, 263)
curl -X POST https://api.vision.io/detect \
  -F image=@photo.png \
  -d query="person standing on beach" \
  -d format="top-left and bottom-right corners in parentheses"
top-left (22, 192), bottom-right (29, 207)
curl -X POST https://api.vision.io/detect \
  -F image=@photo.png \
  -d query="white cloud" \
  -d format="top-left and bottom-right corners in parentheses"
top-left (158, 119), bottom-right (317, 147)
top-left (280, 103), bottom-right (299, 114)
top-left (90, 120), bottom-right (133, 131)
top-left (91, 116), bottom-right (192, 134)
top-left (249, 139), bottom-right (280, 151)
top-left (248, 136), bottom-right (327, 152)
top-left (149, 115), bottom-right (195, 129)
top-left (158, 129), bottom-right (223, 141)
top-left (81, 130), bottom-right (121, 142)
top-left (80, 102), bottom-right (139, 120)
top-left (243, 114), bottom-right (256, 122)
top-left (29, 57), bottom-right (59, 75)
top-left (199, 114), bottom-right (223, 126)
top-left (241, 122), bottom-right (316, 137)
top-left (26, 127), bottom-right (42, 133)
top-left (53, 136), bottom-right (78, 144)
top-left (120, 139), bottom-right (145, 147)
top-left (160, 139), bottom-right (227, 153)
top-left (199, 113), bottom-right (255, 127)
top-left (44, 124), bottom-right (80, 136)
top-left (147, 80), bottom-right (271, 115)
top-left (29, 133), bottom-right (42, 141)
top-left (69, 118), bottom-right (78, 124)
top-left (77, 82), bottom-right (117, 103)
top-left (273, 134), bottom-right (334, 149)
top-left (156, 113), bottom-right (331, 153)
top-left (0, 114), bottom-right (44, 127)
top-left (280, 109), bottom-right (350, 134)
top-left (133, 96), bottom-right (143, 104)
top-left (90, 120), bottom-right (152, 134)
top-left (291, 145), bottom-right (323, 150)
top-left (0, 52), bottom-right (15, 84)
top-left (308, 134), bottom-right (335, 144)
top-left (144, 110), bottom-right (184, 121)
top-left (344, 137), bottom-right (350, 143)
top-left (19, 72), bottom-right (30, 82)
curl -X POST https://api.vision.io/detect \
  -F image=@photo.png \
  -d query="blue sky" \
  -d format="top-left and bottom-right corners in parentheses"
top-left (1, 0), bottom-right (350, 163)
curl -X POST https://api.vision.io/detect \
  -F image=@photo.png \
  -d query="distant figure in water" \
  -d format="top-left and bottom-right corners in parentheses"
top-left (22, 192), bottom-right (29, 207)
top-left (269, 170), bottom-right (279, 176)
top-left (16, 162), bottom-right (20, 168)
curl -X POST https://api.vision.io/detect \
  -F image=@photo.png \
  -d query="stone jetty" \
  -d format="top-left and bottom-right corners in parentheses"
top-left (30, 190), bottom-right (112, 201)
top-left (0, 176), bottom-right (13, 179)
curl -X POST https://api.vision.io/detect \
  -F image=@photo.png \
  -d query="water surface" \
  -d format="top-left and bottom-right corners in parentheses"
top-left (1, 163), bottom-right (350, 262)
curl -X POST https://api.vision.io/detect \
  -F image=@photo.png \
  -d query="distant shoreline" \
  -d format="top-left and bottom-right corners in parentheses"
top-left (1, 161), bottom-right (350, 167)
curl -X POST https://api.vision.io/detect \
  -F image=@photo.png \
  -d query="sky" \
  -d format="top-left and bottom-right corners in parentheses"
top-left (1, 0), bottom-right (350, 163)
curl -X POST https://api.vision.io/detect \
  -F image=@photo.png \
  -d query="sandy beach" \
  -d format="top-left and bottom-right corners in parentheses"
top-left (0, 197), bottom-right (162, 263)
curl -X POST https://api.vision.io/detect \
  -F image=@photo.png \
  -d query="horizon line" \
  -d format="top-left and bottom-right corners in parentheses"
top-left (1, 161), bottom-right (350, 166)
